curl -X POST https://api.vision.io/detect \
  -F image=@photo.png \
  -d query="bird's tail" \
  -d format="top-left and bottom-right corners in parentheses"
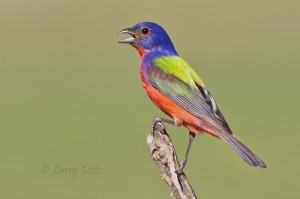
top-left (216, 131), bottom-right (267, 168)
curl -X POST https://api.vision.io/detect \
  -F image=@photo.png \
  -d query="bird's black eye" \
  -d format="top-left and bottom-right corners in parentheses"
top-left (141, 27), bottom-right (150, 35)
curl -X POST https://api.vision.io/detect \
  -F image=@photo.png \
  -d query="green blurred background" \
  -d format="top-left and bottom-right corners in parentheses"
top-left (0, 0), bottom-right (299, 198)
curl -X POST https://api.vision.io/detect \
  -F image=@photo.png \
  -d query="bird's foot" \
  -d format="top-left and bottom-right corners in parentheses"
top-left (151, 117), bottom-right (174, 136)
top-left (151, 117), bottom-right (163, 136)
top-left (176, 158), bottom-right (187, 174)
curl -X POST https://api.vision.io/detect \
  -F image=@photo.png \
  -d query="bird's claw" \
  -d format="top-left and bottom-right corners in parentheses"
top-left (175, 158), bottom-right (187, 175)
top-left (175, 162), bottom-right (185, 175)
top-left (151, 117), bottom-right (164, 136)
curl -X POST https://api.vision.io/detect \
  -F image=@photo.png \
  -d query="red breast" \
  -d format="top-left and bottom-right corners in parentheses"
top-left (139, 67), bottom-right (220, 138)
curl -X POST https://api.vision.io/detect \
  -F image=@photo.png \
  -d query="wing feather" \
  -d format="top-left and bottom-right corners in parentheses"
top-left (145, 62), bottom-right (231, 133)
top-left (143, 57), bottom-right (267, 168)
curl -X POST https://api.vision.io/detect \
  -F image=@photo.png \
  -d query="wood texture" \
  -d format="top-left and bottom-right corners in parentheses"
top-left (146, 118), bottom-right (197, 199)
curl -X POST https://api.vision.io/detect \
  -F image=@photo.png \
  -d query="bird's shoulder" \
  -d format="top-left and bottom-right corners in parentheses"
top-left (150, 56), bottom-right (206, 88)
top-left (145, 55), bottom-right (232, 133)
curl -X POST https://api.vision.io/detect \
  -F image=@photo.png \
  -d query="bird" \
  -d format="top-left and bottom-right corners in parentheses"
top-left (118, 22), bottom-right (267, 172)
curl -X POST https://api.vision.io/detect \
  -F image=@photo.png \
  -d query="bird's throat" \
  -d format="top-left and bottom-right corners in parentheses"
top-left (133, 45), bottom-right (145, 58)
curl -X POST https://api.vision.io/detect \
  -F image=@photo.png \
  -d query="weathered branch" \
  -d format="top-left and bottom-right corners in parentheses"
top-left (146, 118), bottom-right (197, 199)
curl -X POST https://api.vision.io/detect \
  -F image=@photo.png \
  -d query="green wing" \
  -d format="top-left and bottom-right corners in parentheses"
top-left (145, 56), bottom-right (267, 168)
top-left (145, 56), bottom-right (231, 133)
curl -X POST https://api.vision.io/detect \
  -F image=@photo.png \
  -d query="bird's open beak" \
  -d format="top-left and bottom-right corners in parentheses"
top-left (118, 28), bottom-right (136, 44)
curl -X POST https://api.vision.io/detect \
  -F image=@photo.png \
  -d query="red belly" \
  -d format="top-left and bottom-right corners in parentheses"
top-left (140, 69), bottom-right (219, 138)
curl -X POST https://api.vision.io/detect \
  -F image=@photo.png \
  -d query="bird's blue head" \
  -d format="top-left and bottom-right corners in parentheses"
top-left (118, 22), bottom-right (178, 57)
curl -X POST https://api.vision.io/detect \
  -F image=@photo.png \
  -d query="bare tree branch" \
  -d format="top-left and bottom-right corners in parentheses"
top-left (146, 118), bottom-right (197, 199)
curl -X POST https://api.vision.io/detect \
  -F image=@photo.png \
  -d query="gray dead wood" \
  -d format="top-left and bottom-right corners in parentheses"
top-left (146, 118), bottom-right (197, 199)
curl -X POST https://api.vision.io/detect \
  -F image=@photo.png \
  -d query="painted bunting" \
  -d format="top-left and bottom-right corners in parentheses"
top-left (118, 22), bottom-right (266, 171)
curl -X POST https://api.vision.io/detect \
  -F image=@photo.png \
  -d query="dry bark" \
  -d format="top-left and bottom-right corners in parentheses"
top-left (146, 118), bottom-right (197, 199)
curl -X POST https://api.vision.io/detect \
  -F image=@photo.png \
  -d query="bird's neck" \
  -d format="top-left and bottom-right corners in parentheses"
top-left (140, 47), bottom-right (178, 66)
